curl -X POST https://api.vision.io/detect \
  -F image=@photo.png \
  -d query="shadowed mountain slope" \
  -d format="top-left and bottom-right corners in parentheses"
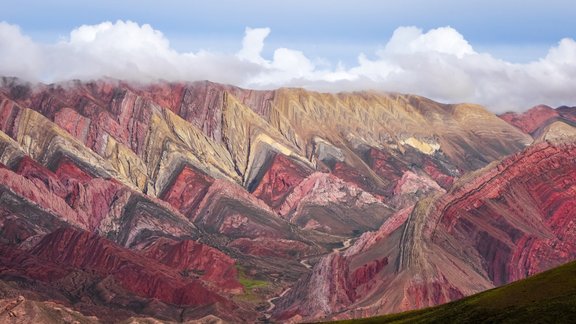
top-left (334, 259), bottom-right (576, 324)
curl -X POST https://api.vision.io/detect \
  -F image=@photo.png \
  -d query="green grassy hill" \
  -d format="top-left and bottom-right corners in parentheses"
top-left (335, 260), bottom-right (576, 323)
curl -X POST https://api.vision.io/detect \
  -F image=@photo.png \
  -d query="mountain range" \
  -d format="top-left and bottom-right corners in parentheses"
top-left (0, 76), bottom-right (575, 323)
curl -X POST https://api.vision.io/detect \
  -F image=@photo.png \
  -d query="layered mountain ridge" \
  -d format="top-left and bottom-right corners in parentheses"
top-left (272, 139), bottom-right (576, 321)
top-left (0, 76), bottom-right (574, 322)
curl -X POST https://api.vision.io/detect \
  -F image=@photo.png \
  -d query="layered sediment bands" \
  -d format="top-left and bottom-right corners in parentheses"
top-left (156, 161), bottom-right (323, 260)
top-left (0, 191), bottom-right (72, 247)
top-left (364, 146), bottom-right (455, 194)
top-left (536, 121), bottom-right (576, 143)
top-left (274, 140), bottom-right (576, 321)
top-left (0, 101), bottom-right (140, 191)
top-left (0, 159), bottom-right (87, 229)
top-left (29, 228), bottom-right (231, 307)
top-left (138, 237), bottom-right (243, 293)
top-left (2, 84), bottom-right (150, 190)
top-left (146, 106), bottom-right (240, 194)
top-left (0, 82), bottom-right (241, 197)
top-left (0, 131), bottom-right (24, 167)
top-left (0, 145), bottom-right (190, 241)
top-left (160, 164), bottom-right (214, 216)
top-left (251, 154), bottom-right (312, 208)
top-left (0, 228), bottom-right (250, 322)
top-left (131, 81), bottom-right (275, 141)
top-left (0, 78), bottom-right (568, 322)
top-left (191, 180), bottom-right (297, 239)
top-left (268, 90), bottom-right (531, 172)
top-left (364, 148), bottom-right (407, 187)
top-left (431, 141), bottom-right (576, 284)
top-left (273, 207), bottom-right (414, 321)
top-left (108, 194), bottom-right (200, 248)
top-left (500, 105), bottom-right (560, 134)
top-left (0, 79), bottom-right (531, 202)
top-left (500, 105), bottom-right (576, 136)
top-left (435, 103), bottom-right (531, 170)
top-left (220, 93), bottom-right (310, 188)
top-left (277, 172), bottom-right (393, 235)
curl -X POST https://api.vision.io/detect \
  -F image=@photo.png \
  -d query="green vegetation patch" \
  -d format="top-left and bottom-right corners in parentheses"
top-left (333, 260), bottom-right (576, 323)
top-left (236, 265), bottom-right (268, 290)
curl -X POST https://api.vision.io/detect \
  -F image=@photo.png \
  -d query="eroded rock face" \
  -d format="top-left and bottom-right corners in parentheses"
top-left (160, 164), bottom-right (214, 216)
top-left (0, 227), bottom-right (251, 322)
top-left (500, 105), bottom-right (560, 134)
top-left (0, 77), bottom-right (572, 323)
top-left (139, 236), bottom-right (243, 293)
top-left (433, 142), bottom-right (576, 284)
top-left (274, 141), bottom-right (576, 321)
top-left (0, 78), bottom-right (531, 200)
top-left (31, 228), bottom-right (229, 306)
top-left (251, 154), bottom-right (312, 209)
top-left (277, 172), bottom-right (392, 236)
top-left (500, 105), bottom-right (576, 136)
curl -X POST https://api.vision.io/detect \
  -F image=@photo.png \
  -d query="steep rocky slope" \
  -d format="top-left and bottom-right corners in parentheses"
top-left (335, 259), bottom-right (576, 324)
top-left (0, 76), bottom-right (572, 322)
top-left (500, 105), bottom-right (576, 137)
top-left (273, 139), bottom-right (576, 321)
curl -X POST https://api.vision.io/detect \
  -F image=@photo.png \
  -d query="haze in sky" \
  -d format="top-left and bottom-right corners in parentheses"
top-left (1, 0), bottom-right (575, 112)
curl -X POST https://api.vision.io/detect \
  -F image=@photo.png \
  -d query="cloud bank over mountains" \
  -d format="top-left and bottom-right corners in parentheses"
top-left (1, 20), bottom-right (575, 112)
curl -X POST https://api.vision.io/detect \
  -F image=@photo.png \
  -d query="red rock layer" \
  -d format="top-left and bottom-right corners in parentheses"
top-left (25, 227), bottom-right (231, 307)
top-left (140, 237), bottom-right (242, 293)
top-left (2, 154), bottom-right (125, 231)
top-left (274, 172), bottom-right (392, 236)
top-left (160, 165), bottom-right (214, 216)
top-left (332, 161), bottom-right (387, 198)
top-left (423, 159), bottom-right (454, 189)
top-left (8, 81), bottom-right (153, 156)
top-left (0, 242), bottom-right (70, 282)
top-left (0, 160), bottom-right (86, 229)
top-left (433, 141), bottom-right (576, 284)
top-left (128, 81), bottom-right (275, 140)
top-left (160, 169), bottom-right (325, 261)
top-left (0, 78), bottom-right (527, 208)
top-left (191, 179), bottom-right (295, 239)
top-left (340, 147), bottom-right (456, 200)
top-left (274, 141), bottom-right (576, 321)
top-left (0, 78), bottom-right (568, 322)
top-left (500, 105), bottom-right (576, 136)
top-left (251, 154), bottom-right (311, 209)
top-left (365, 148), bottom-right (407, 187)
top-left (500, 105), bottom-right (559, 134)
top-left (0, 79), bottom-right (273, 149)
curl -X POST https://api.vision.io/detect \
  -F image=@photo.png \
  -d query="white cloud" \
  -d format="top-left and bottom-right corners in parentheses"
top-left (0, 22), bottom-right (41, 80)
top-left (237, 27), bottom-right (270, 64)
top-left (0, 20), bottom-right (261, 85)
top-left (236, 27), bottom-right (316, 85)
top-left (382, 26), bottom-right (475, 58)
top-left (0, 20), bottom-right (575, 112)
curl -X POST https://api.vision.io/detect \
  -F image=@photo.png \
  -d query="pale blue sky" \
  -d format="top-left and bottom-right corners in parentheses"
top-left (4, 0), bottom-right (575, 63)
top-left (2, 0), bottom-right (576, 110)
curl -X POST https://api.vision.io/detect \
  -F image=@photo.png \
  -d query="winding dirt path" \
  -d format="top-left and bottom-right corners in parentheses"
top-left (332, 238), bottom-right (353, 252)
top-left (266, 287), bottom-right (293, 313)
